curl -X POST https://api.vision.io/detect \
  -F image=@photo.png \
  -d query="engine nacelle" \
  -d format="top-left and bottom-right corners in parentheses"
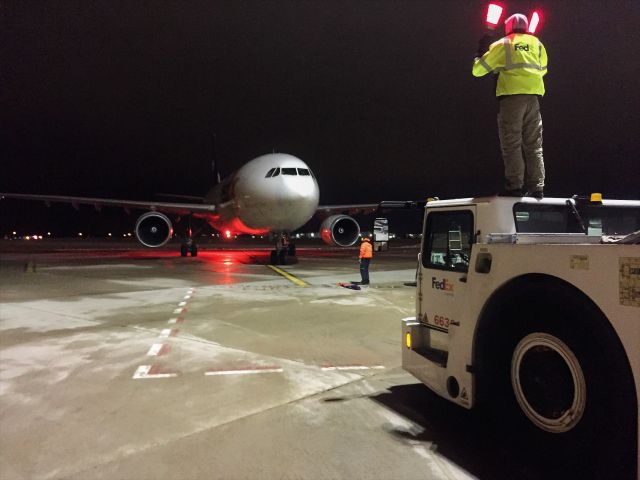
top-left (320, 215), bottom-right (360, 247)
top-left (135, 212), bottom-right (173, 247)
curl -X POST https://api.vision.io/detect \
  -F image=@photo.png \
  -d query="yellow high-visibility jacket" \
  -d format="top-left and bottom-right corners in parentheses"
top-left (473, 33), bottom-right (548, 97)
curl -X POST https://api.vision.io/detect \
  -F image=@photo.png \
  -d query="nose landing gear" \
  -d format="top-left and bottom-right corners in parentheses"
top-left (270, 234), bottom-right (296, 265)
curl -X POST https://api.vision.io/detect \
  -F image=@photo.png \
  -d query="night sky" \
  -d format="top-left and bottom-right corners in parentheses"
top-left (1, 1), bottom-right (639, 235)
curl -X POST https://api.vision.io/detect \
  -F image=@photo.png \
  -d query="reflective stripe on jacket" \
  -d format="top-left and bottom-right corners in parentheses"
top-left (359, 241), bottom-right (373, 259)
top-left (472, 33), bottom-right (548, 96)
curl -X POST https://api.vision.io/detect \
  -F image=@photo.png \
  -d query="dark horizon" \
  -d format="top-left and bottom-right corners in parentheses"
top-left (2, 1), bottom-right (639, 235)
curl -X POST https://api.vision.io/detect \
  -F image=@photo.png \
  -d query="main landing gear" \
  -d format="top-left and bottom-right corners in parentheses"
top-left (180, 226), bottom-right (198, 257)
top-left (269, 234), bottom-right (296, 265)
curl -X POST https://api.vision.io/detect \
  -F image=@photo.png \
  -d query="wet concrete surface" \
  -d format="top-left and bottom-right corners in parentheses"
top-left (0, 240), bottom-right (630, 479)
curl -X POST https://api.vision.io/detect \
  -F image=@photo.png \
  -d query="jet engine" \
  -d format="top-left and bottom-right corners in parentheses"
top-left (135, 212), bottom-right (173, 247)
top-left (320, 215), bottom-right (360, 247)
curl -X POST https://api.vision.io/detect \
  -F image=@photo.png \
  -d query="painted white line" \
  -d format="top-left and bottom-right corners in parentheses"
top-left (159, 328), bottom-right (177, 338)
top-left (133, 365), bottom-right (151, 378)
top-left (168, 317), bottom-right (184, 324)
top-left (173, 308), bottom-right (183, 314)
top-left (205, 367), bottom-right (283, 376)
top-left (183, 295), bottom-right (191, 300)
top-left (321, 365), bottom-right (386, 371)
top-left (178, 301), bottom-right (187, 307)
top-left (146, 343), bottom-right (171, 356)
top-left (133, 365), bottom-right (179, 379)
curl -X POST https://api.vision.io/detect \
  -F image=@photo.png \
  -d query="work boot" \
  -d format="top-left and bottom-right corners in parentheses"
top-left (499, 188), bottom-right (524, 197)
top-left (527, 190), bottom-right (544, 199)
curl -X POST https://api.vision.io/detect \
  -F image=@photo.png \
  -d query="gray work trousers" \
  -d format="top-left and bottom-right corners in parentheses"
top-left (497, 94), bottom-right (545, 192)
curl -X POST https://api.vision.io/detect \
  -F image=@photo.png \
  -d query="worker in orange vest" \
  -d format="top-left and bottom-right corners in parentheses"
top-left (358, 237), bottom-right (373, 285)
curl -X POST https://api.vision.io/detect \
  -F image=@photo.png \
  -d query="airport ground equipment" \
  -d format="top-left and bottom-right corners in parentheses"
top-left (402, 194), bottom-right (639, 476)
top-left (373, 217), bottom-right (389, 252)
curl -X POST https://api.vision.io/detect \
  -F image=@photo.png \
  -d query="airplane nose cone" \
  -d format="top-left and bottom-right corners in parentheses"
top-left (235, 171), bottom-right (319, 231)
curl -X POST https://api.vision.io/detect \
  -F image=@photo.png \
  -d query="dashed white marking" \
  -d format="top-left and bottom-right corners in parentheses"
top-left (159, 329), bottom-right (177, 338)
top-left (168, 317), bottom-right (184, 324)
top-left (205, 366), bottom-right (283, 376)
top-left (146, 343), bottom-right (171, 356)
top-left (132, 365), bottom-right (178, 379)
top-left (320, 365), bottom-right (385, 371)
top-left (172, 308), bottom-right (183, 314)
top-left (183, 295), bottom-right (191, 300)
top-left (178, 301), bottom-right (187, 307)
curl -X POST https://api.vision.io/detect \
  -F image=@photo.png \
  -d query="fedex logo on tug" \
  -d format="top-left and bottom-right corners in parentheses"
top-left (432, 277), bottom-right (454, 292)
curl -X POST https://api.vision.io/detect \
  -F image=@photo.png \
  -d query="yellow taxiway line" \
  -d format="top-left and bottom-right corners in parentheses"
top-left (266, 265), bottom-right (309, 287)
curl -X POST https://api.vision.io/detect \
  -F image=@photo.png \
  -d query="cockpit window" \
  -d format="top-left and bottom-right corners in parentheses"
top-left (282, 168), bottom-right (297, 175)
top-left (272, 168), bottom-right (280, 177)
top-left (297, 168), bottom-right (310, 176)
top-left (265, 168), bottom-right (276, 178)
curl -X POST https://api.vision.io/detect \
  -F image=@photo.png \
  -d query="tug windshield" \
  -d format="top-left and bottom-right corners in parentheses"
top-left (514, 203), bottom-right (640, 236)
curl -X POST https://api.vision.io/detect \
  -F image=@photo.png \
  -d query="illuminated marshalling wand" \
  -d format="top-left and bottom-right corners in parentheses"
top-left (484, 3), bottom-right (542, 34)
top-left (485, 3), bottom-right (504, 30)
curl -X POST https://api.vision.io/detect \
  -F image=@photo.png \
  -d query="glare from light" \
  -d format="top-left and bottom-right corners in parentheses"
top-left (225, 230), bottom-right (232, 239)
top-left (78, 232), bottom-right (83, 237)
top-left (108, 233), bottom-right (112, 237)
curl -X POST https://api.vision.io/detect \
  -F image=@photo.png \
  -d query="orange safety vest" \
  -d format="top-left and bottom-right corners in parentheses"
top-left (359, 240), bottom-right (373, 259)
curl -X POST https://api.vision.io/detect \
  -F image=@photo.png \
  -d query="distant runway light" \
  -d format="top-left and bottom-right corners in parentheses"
top-left (47, 232), bottom-right (51, 236)
top-left (127, 233), bottom-right (132, 237)
top-left (78, 232), bottom-right (83, 237)
top-left (225, 230), bottom-right (232, 239)
top-left (108, 233), bottom-right (112, 237)
top-left (12, 231), bottom-right (17, 235)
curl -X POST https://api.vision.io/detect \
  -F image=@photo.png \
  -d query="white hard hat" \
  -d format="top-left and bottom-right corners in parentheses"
top-left (505, 13), bottom-right (529, 34)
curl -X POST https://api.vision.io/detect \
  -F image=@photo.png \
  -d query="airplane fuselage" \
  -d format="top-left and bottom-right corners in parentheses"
top-left (202, 153), bottom-right (320, 235)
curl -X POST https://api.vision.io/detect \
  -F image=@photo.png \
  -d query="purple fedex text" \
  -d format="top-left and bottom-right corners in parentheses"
top-left (432, 277), bottom-right (454, 292)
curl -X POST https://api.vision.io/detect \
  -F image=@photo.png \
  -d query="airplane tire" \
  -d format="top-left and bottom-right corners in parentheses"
top-left (180, 245), bottom-right (188, 257)
top-left (287, 243), bottom-right (296, 256)
top-left (270, 250), bottom-right (278, 265)
top-left (278, 249), bottom-right (287, 265)
top-left (190, 244), bottom-right (198, 257)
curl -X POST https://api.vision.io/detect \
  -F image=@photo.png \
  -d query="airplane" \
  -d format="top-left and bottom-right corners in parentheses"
top-left (1, 153), bottom-right (379, 264)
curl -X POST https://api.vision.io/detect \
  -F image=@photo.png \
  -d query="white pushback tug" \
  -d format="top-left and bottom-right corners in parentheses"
top-left (402, 193), bottom-right (639, 477)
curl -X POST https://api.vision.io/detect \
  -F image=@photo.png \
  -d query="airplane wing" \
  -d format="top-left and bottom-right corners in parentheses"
top-left (316, 200), bottom-right (424, 215)
top-left (316, 203), bottom-right (379, 215)
top-left (0, 193), bottom-right (216, 216)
